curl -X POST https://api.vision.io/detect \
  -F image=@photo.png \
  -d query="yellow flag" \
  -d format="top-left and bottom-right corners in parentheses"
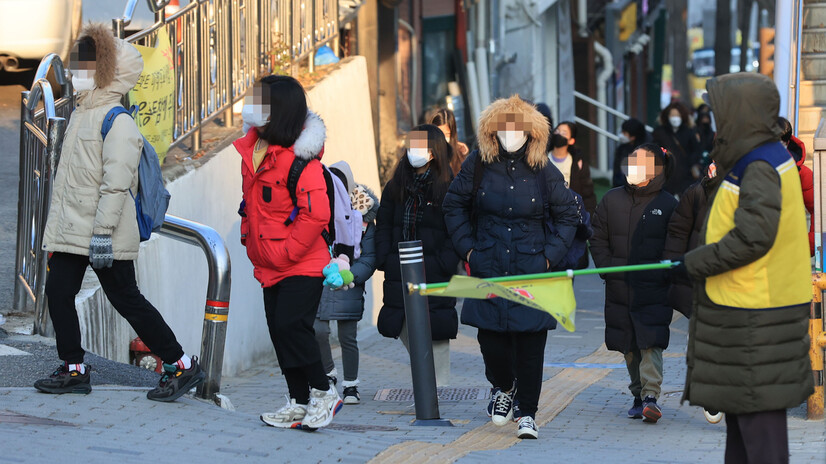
top-left (128, 29), bottom-right (175, 164)
top-left (425, 275), bottom-right (577, 332)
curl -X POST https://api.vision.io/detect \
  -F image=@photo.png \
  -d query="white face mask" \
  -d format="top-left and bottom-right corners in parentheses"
top-left (497, 131), bottom-right (527, 152)
top-left (618, 133), bottom-right (630, 144)
top-left (71, 74), bottom-right (96, 92)
top-left (625, 165), bottom-right (648, 185)
top-left (407, 148), bottom-right (432, 168)
top-left (241, 103), bottom-right (270, 133)
top-left (669, 116), bottom-right (682, 129)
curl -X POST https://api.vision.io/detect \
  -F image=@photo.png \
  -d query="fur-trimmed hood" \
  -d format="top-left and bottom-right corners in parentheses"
top-left (477, 95), bottom-right (550, 170)
top-left (75, 23), bottom-right (143, 101)
top-left (294, 111), bottom-right (326, 160)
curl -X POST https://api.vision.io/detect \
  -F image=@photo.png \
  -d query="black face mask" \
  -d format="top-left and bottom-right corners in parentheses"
top-left (551, 134), bottom-right (569, 149)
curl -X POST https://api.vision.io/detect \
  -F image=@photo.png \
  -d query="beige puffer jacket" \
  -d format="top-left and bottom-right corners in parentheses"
top-left (42, 24), bottom-right (145, 260)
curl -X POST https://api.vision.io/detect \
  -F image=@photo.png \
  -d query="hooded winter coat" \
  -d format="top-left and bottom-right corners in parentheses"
top-left (316, 184), bottom-right (379, 321)
top-left (42, 24), bottom-right (146, 260)
top-left (442, 96), bottom-right (579, 333)
top-left (662, 179), bottom-right (711, 317)
top-left (375, 170), bottom-right (460, 341)
top-left (589, 168), bottom-right (677, 353)
top-left (682, 73), bottom-right (813, 415)
top-left (234, 112), bottom-right (331, 288)
top-left (653, 124), bottom-right (700, 195)
top-left (787, 135), bottom-right (815, 255)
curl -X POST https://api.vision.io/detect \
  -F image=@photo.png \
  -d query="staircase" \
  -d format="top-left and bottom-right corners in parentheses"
top-left (799, 0), bottom-right (826, 154)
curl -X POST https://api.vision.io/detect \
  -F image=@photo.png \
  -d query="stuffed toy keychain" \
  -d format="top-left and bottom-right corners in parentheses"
top-left (322, 254), bottom-right (355, 290)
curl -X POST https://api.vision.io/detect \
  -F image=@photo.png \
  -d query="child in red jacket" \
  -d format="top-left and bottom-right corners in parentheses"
top-left (778, 117), bottom-right (814, 256)
top-left (235, 75), bottom-right (341, 430)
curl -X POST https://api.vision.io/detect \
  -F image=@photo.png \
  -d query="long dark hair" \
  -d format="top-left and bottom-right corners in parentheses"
top-left (428, 108), bottom-right (462, 167)
top-left (659, 101), bottom-right (692, 129)
top-left (258, 75), bottom-right (308, 148)
top-left (388, 124), bottom-right (453, 203)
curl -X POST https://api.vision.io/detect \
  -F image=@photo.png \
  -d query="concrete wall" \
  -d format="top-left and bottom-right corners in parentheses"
top-left (74, 56), bottom-right (382, 376)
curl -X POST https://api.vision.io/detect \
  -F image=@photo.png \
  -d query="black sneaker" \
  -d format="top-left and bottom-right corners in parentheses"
top-left (491, 387), bottom-right (516, 426)
top-left (34, 363), bottom-right (91, 394)
top-left (486, 387), bottom-right (500, 417)
top-left (642, 396), bottom-right (662, 423)
top-left (628, 396), bottom-right (643, 419)
top-left (146, 357), bottom-right (205, 402)
top-left (342, 386), bottom-right (360, 404)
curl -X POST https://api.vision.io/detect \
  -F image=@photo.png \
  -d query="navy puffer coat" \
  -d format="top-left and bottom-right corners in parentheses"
top-left (442, 96), bottom-right (579, 333)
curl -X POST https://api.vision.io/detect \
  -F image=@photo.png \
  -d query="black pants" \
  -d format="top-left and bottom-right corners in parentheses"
top-left (725, 409), bottom-right (789, 464)
top-left (45, 252), bottom-right (184, 364)
top-left (477, 328), bottom-right (548, 418)
top-left (263, 276), bottom-right (328, 404)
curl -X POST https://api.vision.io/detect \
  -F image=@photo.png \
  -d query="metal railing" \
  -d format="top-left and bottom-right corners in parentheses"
top-left (13, 55), bottom-right (73, 327)
top-left (573, 90), bottom-right (654, 174)
top-left (809, 117), bottom-right (826, 420)
top-left (159, 215), bottom-right (231, 400)
top-left (115, 0), bottom-right (341, 153)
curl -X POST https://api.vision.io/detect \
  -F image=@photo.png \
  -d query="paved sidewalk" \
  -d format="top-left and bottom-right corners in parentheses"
top-left (1, 274), bottom-right (824, 463)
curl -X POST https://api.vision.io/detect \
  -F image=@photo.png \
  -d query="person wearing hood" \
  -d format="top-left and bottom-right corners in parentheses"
top-left (590, 143), bottom-right (677, 424)
top-left (653, 101), bottom-right (701, 195)
top-left (679, 74), bottom-right (812, 463)
top-left (694, 104), bottom-right (715, 165)
top-left (777, 117), bottom-right (814, 256)
top-left (36, 24), bottom-right (204, 402)
top-left (442, 95), bottom-right (579, 440)
top-left (313, 162), bottom-right (379, 405)
top-left (235, 75), bottom-right (342, 430)
top-left (613, 118), bottom-right (652, 187)
top-left (375, 124), bottom-right (460, 388)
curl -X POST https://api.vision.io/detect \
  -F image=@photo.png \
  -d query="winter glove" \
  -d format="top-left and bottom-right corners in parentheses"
top-left (89, 234), bottom-right (114, 269)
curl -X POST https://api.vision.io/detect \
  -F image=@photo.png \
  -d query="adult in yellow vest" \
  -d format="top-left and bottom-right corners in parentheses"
top-left (678, 73), bottom-right (813, 464)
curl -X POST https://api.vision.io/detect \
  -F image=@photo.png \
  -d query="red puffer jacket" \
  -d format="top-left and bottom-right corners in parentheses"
top-left (789, 135), bottom-right (814, 256)
top-left (234, 111), bottom-right (331, 287)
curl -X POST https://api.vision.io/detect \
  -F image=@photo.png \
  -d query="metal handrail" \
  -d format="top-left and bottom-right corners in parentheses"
top-left (574, 116), bottom-right (620, 142)
top-left (158, 215), bottom-right (231, 401)
top-left (574, 91), bottom-right (654, 132)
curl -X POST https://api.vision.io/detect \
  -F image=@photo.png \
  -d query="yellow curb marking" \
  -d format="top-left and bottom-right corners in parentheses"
top-left (368, 345), bottom-right (623, 464)
top-left (663, 352), bottom-right (686, 358)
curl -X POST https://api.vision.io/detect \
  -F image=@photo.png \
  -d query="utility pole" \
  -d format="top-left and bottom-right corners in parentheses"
top-left (715, 0), bottom-right (732, 76)
top-left (668, 0), bottom-right (690, 103)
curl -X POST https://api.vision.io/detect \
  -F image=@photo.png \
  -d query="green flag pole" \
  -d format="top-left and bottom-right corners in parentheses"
top-left (410, 261), bottom-right (679, 294)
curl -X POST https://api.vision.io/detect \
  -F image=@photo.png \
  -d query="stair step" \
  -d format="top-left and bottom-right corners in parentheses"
top-left (801, 53), bottom-right (826, 80)
top-left (797, 106), bottom-right (824, 133)
top-left (799, 79), bottom-right (826, 106)
top-left (804, 3), bottom-right (826, 28)
top-left (803, 29), bottom-right (826, 53)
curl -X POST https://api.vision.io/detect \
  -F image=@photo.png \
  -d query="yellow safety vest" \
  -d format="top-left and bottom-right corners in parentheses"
top-left (705, 142), bottom-right (810, 309)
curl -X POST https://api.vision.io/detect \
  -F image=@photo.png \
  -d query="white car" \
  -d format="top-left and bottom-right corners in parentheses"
top-left (0, 0), bottom-right (82, 74)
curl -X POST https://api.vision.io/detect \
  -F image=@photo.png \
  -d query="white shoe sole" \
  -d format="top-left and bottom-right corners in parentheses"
top-left (260, 414), bottom-right (305, 429)
top-left (517, 427), bottom-right (538, 439)
top-left (302, 399), bottom-right (343, 428)
top-left (704, 410), bottom-right (724, 424)
top-left (491, 409), bottom-right (513, 426)
top-left (343, 396), bottom-right (360, 404)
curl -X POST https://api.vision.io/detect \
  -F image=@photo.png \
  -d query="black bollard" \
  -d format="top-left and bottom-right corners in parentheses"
top-left (398, 241), bottom-right (452, 426)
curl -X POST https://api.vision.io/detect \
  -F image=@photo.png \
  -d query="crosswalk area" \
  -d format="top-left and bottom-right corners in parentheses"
top-left (0, 344), bottom-right (30, 356)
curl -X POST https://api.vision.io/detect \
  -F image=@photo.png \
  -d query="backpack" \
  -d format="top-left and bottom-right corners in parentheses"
top-left (285, 158), bottom-right (362, 262)
top-left (470, 155), bottom-right (592, 270)
top-left (101, 106), bottom-right (171, 241)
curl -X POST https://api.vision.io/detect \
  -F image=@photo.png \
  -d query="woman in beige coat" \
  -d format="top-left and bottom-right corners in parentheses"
top-left (34, 24), bottom-right (203, 402)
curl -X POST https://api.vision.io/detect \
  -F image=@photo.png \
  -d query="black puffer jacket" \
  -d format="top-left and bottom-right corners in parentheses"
top-left (589, 170), bottom-right (678, 353)
top-left (662, 179), bottom-right (711, 317)
top-left (653, 125), bottom-right (700, 195)
top-left (442, 95), bottom-right (579, 333)
top-left (375, 179), bottom-right (459, 340)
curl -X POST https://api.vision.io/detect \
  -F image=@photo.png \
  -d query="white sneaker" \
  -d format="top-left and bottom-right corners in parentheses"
top-left (260, 397), bottom-right (307, 429)
top-left (302, 386), bottom-right (342, 429)
top-left (517, 416), bottom-right (538, 439)
top-left (491, 388), bottom-right (516, 426)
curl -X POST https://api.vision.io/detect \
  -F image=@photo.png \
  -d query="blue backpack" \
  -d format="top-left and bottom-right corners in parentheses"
top-left (101, 106), bottom-right (171, 241)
